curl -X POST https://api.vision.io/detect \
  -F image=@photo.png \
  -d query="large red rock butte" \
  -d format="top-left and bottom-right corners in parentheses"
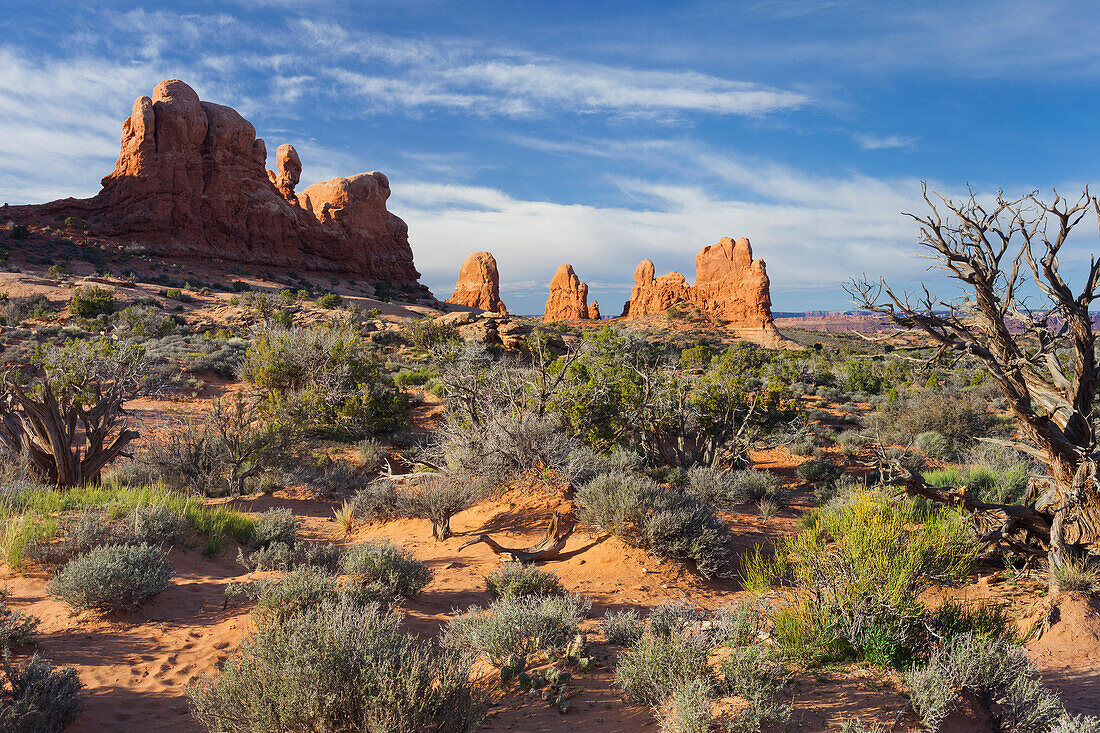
top-left (9, 79), bottom-right (427, 293)
top-left (446, 251), bottom-right (507, 314)
top-left (543, 264), bottom-right (594, 322)
top-left (623, 237), bottom-right (791, 348)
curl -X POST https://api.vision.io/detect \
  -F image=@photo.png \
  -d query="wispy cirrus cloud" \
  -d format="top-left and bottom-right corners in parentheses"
top-left (856, 133), bottom-right (919, 150)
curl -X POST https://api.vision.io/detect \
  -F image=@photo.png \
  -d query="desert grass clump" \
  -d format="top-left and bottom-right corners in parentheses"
top-left (906, 633), bottom-right (1065, 732)
top-left (49, 543), bottom-right (171, 613)
top-left (924, 464), bottom-right (1030, 506)
top-left (0, 655), bottom-right (83, 733)
top-left (484, 563), bottom-right (565, 600)
top-left (657, 677), bottom-right (713, 733)
top-left (1052, 559), bottom-right (1100, 594)
top-left (443, 594), bottom-right (591, 666)
top-left (340, 540), bottom-right (432, 598)
top-left (189, 598), bottom-right (486, 733)
top-left (742, 489), bottom-right (977, 666)
top-left (601, 609), bottom-right (643, 646)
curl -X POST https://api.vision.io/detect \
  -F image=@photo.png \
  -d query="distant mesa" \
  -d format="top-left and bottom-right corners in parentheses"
top-left (624, 237), bottom-right (792, 348)
top-left (446, 251), bottom-right (507, 314)
top-left (544, 264), bottom-right (596, 322)
top-left (9, 79), bottom-right (427, 293)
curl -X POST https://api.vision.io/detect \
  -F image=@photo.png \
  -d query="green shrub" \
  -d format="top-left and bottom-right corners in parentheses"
top-left (69, 285), bottom-right (115, 318)
top-left (727, 469), bottom-right (789, 506)
top-left (720, 643), bottom-right (791, 731)
top-left (929, 600), bottom-right (1014, 643)
top-left (0, 655), bottom-right (82, 733)
top-left (341, 540), bottom-right (432, 598)
top-left (242, 324), bottom-right (407, 439)
top-left (742, 490), bottom-right (977, 665)
top-left (404, 318), bottom-right (458, 351)
top-left (924, 465), bottom-right (1030, 505)
top-left (1050, 715), bottom-right (1100, 733)
top-left (645, 600), bottom-right (709, 638)
top-left (443, 594), bottom-right (590, 666)
top-left (189, 598), bottom-right (486, 733)
top-left (601, 609), bottom-right (643, 646)
top-left (485, 564), bottom-right (565, 600)
top-left (49, 543), bottom-right (171, 612)
top-left (314, 293), bottom-right (342, 309)
top-left (615, 630), bottom-right (710, 706)
top-left (907, 633), bottom-right (1065, 733)
top-left (660, 677), bottom-right (713, 733)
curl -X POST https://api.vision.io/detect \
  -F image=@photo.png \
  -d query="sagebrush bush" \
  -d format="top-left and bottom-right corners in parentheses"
top-left (226, 566), bottom-right (382, 627)
top-left (915, 430), bottom-right (951, 459)
top-left (443, 594), bottom-right (591, 666)
top-left (0, 595), bottom-right (39, 652)
top-left (576, 472), bottom-right (736, 578)
top-left (349, 480), bottom-right (400, 523)
top-left (869, 385), bottom-right (1003, 454)
top-left (658, 677), bottom-right (713, 733)
top-left (601, 609), bottom-right (643, 646)
top-left (0, 655), bottom-right (83, 733)
top-left (1050, 715), bottom-right (1100, 733)
top-left (795, 458), bottom-right (841, 486)
top-left (341, 540), bottom-right (432, 598)
top-left (720, 643), bottom-right (791, 731)
top-left (484, 563), bottom-right (565, 600)
top-left (49, 543), bottom-right (171, 612)
top-left (728, 469), bottom-right (789, 506)
top-left (395, 475), bottom-right (482, 541)
top-left (358, 438), bottom-right (386, 471)
top-left (615, 630), bottom-right (711, 706)
top-left (251, 508), bottom-right (300, 550)
top-left (907, 633), bottom-right (1065, 733)
top-left (645, 600), bottom-right (709, 638)
top-left (189, 598), bottom-right (485, 733)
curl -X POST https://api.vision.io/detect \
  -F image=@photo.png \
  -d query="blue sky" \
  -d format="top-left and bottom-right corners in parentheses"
top-left (3, 1), bottom-right (1100, 314)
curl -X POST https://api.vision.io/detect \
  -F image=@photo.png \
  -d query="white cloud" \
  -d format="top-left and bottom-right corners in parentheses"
top-left (856, 133), bottom-right (919, 150)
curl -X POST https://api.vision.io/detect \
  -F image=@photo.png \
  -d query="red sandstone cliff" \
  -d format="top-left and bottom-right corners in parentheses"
top-left (623, 237), bottom-right (791, 348)
top-left (446, 251), bottom-right (507, 314)
top-left (10, 80), bottom-right (426, 292)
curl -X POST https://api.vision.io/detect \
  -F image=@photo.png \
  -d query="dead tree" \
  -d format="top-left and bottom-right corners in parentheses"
top-left (0, 340), bottom-right (150, 486)
top-left (847, 185), bottom-right (1100, 575)
top-left (459, 512), bottom-right (575, 562)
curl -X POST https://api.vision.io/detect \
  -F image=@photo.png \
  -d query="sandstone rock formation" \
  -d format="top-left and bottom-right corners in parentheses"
top-left (267, 144), bottom-right (301, 202)
top-left (446, 251), bottom-right (507, 314)
top-left (11, 79), bottom-right (426, 292)
top-left (588, 301), bottom-right (601, 320)
top-left (544, 264), bottom-right (593, 322)
top-left (623, 237), bottom-right (790, 348)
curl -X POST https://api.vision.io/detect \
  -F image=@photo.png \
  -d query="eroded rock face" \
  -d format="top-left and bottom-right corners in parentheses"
top-left (446, 251), bottom-right (507, 313)
top-left (11, 79), bottom-right (426, 291)
top-left (623, 237), bottom-right (789, 348)
top-left (588, 301), bottom-right (601, 320)
top-left (543, 264), bottom-right (592, 322)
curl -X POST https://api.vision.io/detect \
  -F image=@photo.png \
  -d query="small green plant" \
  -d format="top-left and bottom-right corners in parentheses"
top-left (1053, 559), bottom-right (1100, 594)
top-left (69, 285), bottom-right (115, 318)
top-left (49, 543), bottom-right (171, 612)
top-left (315, 293), bottom-right (342, 309)
top-left (484, 564), bottom-right (565, 600)
top-left (615, 630), bottom-right (710, 706)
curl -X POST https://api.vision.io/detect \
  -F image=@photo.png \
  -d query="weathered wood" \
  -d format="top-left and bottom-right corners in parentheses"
top-left (459, 512), bottom-right (575, 562)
